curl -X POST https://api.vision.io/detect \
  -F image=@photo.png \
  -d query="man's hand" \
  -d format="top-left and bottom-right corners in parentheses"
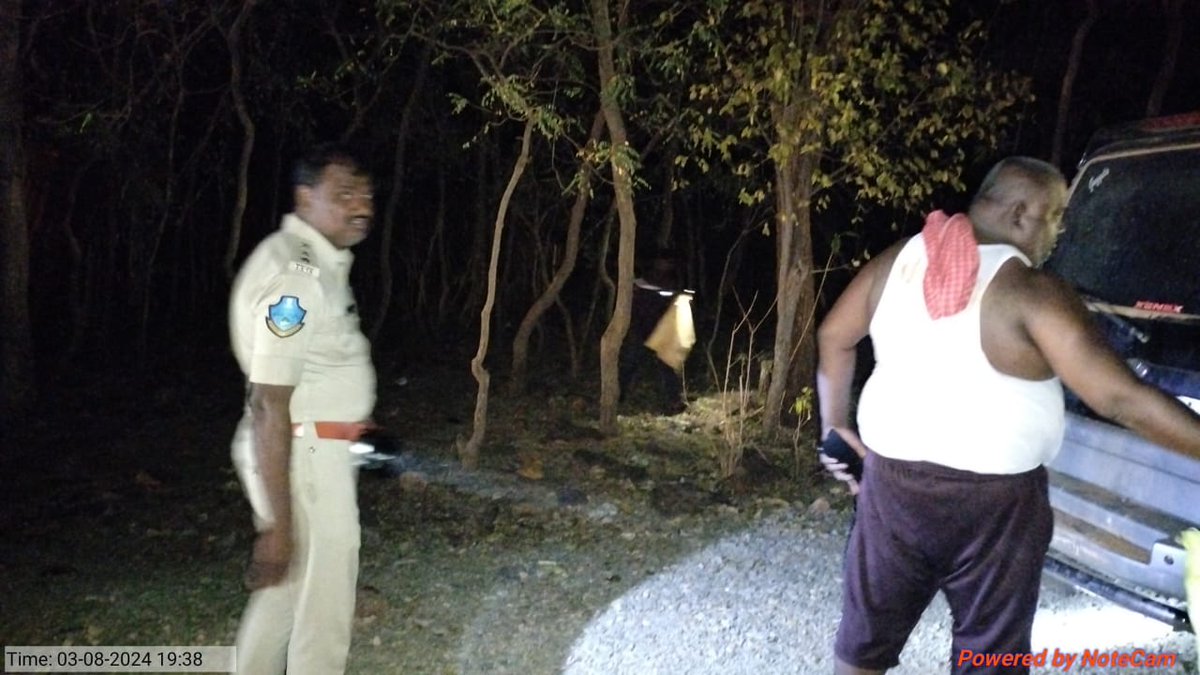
top-left (819, 427), bottom-right (869, 495)
top-left (819, 453), bottom-right (861, 495)
top-left (245, 527), bottom-right (292, 590)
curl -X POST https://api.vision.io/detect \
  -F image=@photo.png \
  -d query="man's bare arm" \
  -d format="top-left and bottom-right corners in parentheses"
top-left (247, 382), bottom-right (295, 589)
top-left (1021, 272), bottom-right (1200, 461)
top-left (816, 244), bottom-right (902, 437)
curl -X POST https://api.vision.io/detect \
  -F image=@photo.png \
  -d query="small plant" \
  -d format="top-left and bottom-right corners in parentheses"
top-left (790, 386), bottom-right (815, 479)
top-left (705, 292), bottom-right (769, 479)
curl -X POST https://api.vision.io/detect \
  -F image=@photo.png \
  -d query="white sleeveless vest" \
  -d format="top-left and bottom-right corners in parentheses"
top-left (856, 235), bottom-right (1065, 474)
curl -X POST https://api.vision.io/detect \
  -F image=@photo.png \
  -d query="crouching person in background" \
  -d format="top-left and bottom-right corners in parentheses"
top-left (620, 255), bottom-right (692, 415)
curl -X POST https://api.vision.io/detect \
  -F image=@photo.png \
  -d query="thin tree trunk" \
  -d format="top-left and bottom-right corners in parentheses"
top-left (180, 95), bottom-right (228, 318)
top-left (493, 203), bottom-right (522, 343)
top-left (1051, 0), bottom-right (1097, 167)
top-left (435, 155), bottom-right (454, 328)
top-left (268, 122), bottom-right (285, 230)
top-left (1145, 0), bottom-right (1183, 118)
top-left (370, 44), bottom-right (431, 343)
top-left (591, 0), bottom-right (638, 435)
top-left (656, 143), bottom-right (676, 251)
top-left (460, 119), bottom-right (535, 469)
top-left (138, 83), bottom-right (185, 358)
top-left (509, 109), bottom-right (605, 395)
top-left (704, 218), bottom-right (754, 366)
top-left (222, 0), bottom-right (258, 280)
top-left (0, 0), bottom-right (33, 420)
top-left (763, 133), bottom-right (818, 435)
top-left (556, 295), bottom-right (580, 378)
top-left (579, 205), bottom-right (616, 361)
top-left (60, 160), bottom-right (95, 367)
top-left (417, 147), bottom-right (446, 330)
top-left (460, 142), bottom-right (493, 327)
top-left (97, 192), bottom-right (121, 348)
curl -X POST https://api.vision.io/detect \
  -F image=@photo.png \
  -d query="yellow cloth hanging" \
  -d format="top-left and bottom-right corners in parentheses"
top-left (644, 294), bottom-right (696, 371)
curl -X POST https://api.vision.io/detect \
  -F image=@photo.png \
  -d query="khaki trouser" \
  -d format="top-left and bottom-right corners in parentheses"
top-left (231, 415), bottom-right (361, 675)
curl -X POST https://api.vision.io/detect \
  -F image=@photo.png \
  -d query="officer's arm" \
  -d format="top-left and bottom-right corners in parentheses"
top-left (1021, 272), bottom-right (1200, 461)
top-left (249, 383), bottom-right (294, 531)
top-left (246, 382), bottom-right (295, 588)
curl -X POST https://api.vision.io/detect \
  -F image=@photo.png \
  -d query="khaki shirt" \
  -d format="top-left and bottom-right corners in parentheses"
top-left (229, 214), bottom-right (376, 422)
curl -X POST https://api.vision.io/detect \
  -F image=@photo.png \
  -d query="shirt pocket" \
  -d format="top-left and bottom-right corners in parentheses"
top-left (311, 290), bottom-right (371, 365)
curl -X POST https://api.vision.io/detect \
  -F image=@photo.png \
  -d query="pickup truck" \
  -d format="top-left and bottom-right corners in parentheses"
top-left (1043, 113), bottom-right (1200, 632)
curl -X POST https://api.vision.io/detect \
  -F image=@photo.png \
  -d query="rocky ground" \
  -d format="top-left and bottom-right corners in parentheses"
top-left (0, 347), bottom-right (827, 671)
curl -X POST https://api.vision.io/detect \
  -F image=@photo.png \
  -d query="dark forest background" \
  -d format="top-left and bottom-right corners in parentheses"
top-left (2, 0), bottom-right (1199, 434)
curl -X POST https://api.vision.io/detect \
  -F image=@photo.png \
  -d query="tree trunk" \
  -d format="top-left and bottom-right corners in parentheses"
top-left (556, 295), bottom-right (581, 379)
top-left (509, 109), bottom-right (605, 395)
top-left (704, 217), bottom-right (754, 364)
top-left (460, 119), bottom-right (535, 469)
top-left (268, 120), bottom-right (285, 231)
top-left (1145, 0), bottom-right (1183, 118)
top-left (579, 205), bottom-right (616, 361)
top-left (459, 141), bottom-right (494, 327)
top-left (59, 160), bottom-right (94, 367)
top-left (591, 0), bottom-right (638, 435)
top-left (685, 194), bottom-right (707, 303)
top-left (222, 0), bottom-right (258, 280)
top-left (181, 95), bottom-right (228, 319)
top-left (370, 44), bottom-right (431, 343)
top-left (416, 143), bottom-right (446, 330)
top-left (656, 144), bottom-right (676, 251)
top-left (763, 137), bottom-right (818, 435)
top-left (434, 153), bottom-right (455, 329)
top-left (1, 0), bottom-right (33, 421)
top-left (138, 83), bottom-right (185, 359)
top-left (1051, 0), bottom-right (1097, 168)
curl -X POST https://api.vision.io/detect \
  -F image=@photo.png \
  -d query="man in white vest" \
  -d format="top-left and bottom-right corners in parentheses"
top-left (816, 157), bottom-right (1200, 675)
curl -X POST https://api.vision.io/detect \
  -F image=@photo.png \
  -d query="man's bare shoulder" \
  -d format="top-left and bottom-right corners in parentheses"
top-left (861, 237), bottom-right (912, 314)
top-left (859, 237), bottom-right (911, 286)
top-left (819, 237), bottom-right (913, 344)
top-left (983, 259), bottom-right (1097, 379)
top-left (867, 237), bottom-right (911, 271)
top-left (990, 260), bottom-right (1081, 312)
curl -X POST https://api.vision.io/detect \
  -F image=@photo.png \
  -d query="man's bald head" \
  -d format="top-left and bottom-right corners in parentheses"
top-left (971, 157), bottom-right (1065, 210)
top-left (969, 157), bottom-right (1068, 265)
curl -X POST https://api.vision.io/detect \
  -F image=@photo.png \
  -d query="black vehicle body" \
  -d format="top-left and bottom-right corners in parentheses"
top-left (1044, 113), bottom-right (1200, 631)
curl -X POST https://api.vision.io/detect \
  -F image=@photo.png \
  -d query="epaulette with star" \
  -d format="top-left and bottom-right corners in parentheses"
top-left (287, 241), bottom-right (321, 278)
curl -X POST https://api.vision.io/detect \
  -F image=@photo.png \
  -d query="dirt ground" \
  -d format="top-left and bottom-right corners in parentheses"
top-left (0, 344), bottom-right (835, 673)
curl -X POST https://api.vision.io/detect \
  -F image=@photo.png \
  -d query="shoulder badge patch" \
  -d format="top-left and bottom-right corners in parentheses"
top-left (266, 295), bottom-right (307, 338)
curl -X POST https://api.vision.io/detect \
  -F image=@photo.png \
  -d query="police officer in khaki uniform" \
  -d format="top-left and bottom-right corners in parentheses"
top-left (228, 144), bottom-right (375, 675)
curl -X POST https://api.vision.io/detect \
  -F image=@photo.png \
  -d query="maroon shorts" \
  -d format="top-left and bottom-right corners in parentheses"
top-left (834, 452), bottom-right (1053, 674)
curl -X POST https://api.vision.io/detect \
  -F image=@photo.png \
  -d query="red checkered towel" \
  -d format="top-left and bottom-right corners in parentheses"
top-left (922, 210), bottom-right (979, 319)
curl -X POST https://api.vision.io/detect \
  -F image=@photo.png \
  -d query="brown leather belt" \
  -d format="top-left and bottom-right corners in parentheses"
top-left (291, 421), bottom-right (374, 441)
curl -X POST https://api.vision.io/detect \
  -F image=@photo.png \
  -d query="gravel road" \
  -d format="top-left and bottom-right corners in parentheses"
top-left (439, 503), bottom-right (1196, 675)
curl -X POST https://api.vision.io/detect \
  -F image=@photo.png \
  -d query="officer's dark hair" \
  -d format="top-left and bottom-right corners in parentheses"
top-left (292, 143), bottom-right (368, 188)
